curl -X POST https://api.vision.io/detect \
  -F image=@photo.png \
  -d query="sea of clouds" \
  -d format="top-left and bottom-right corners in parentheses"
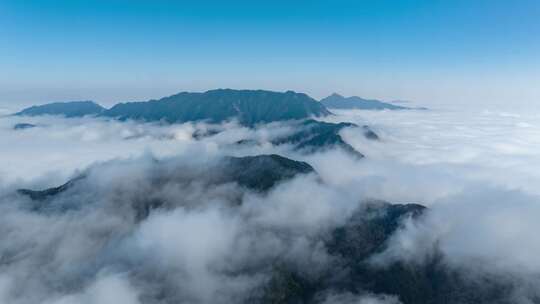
top-left (0, 106), bottom-right (539, 303)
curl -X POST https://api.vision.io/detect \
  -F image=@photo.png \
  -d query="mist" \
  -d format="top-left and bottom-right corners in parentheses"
top-left (1, 106), bottom-right (539, 303)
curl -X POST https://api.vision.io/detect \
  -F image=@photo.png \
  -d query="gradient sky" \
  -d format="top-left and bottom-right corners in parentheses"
top-left (0, 0), bottom-right (539, 109)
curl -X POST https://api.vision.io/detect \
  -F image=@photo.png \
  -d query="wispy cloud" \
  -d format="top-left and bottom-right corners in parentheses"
top-left (1, 107), bottom-right (539, 303)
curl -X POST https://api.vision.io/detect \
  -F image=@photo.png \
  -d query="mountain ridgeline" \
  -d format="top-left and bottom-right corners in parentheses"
top-left (17, 154), bottom-right (316, 217)
top-left (15, 101), bottom-right (105, 117)
top-left (271, 119), bottom-right (370, 157)
top-left (104, 89), bottom-right (331, 126)
top-left (14, 89), bottom-right (380, 155)
top-left (16, 89), bottom-right (330, 126)
top-left (321, 93), bottom-right (412, 110)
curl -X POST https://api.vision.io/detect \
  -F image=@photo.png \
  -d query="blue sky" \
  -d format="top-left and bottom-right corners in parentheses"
top-left (0, 0), bottom-right (539, 108)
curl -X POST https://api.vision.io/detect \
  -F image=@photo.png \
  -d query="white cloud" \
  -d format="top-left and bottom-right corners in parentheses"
top-left (45, 274), bottom-right (140, 304)
top-left (320, 292), bottom-right (402, 304)
top-left (1, 106), bottom-right (540, 302)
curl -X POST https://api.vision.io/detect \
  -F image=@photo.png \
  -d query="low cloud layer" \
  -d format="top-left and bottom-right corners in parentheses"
top-left (0, 115), bottom-right (300, 187)
top-left (0, 154), bottom-right (362, 303)
top-left (324, 108), bottom-right (540, 199)
top-left (320, 292), bottom-right (401, 304)
top-left (1, 107), bottom-right (540, 303)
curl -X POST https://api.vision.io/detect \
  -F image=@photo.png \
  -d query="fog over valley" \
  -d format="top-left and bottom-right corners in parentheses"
top-left (0, 89), bottom-right (539, 303)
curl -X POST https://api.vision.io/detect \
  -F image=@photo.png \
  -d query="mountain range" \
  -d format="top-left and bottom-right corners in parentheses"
top-left (15, 100), bottom-right (106, 117)
top-left (320, 93), bottom-right (426, 110)
top-left (16, 89), bottom-right (330, 126)
top-left (14, 89), bottom-right (379, 155)
top-left (15, 90), bottom-right (427, 126)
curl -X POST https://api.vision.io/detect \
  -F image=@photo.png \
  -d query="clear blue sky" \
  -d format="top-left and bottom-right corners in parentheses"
top-left (0, 0), bottom-right (539, 108)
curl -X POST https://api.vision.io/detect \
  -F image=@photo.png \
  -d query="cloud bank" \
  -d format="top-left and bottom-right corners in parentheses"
top-left (1, 107), bottom-right (540, 303)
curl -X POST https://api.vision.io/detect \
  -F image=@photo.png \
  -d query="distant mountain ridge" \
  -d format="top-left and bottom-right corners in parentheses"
top-left (13, 89), bottom-right (381, 155)
top-left (15, 101), bottom-right (105, 117)
top-left (103, 89), bottom-right (330, 126)
top-left (15, 89), bottom-right (331, 126)
top-left (14, 90), bottom-right (427, 122)
top-left (320, 93), bottom-right (411, 110)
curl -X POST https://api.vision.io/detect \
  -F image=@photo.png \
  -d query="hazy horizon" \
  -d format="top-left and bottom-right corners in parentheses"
top-left (1, 0), bottom-right (539, 111)
top-left (2, 86), bottom-right (539, 115)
